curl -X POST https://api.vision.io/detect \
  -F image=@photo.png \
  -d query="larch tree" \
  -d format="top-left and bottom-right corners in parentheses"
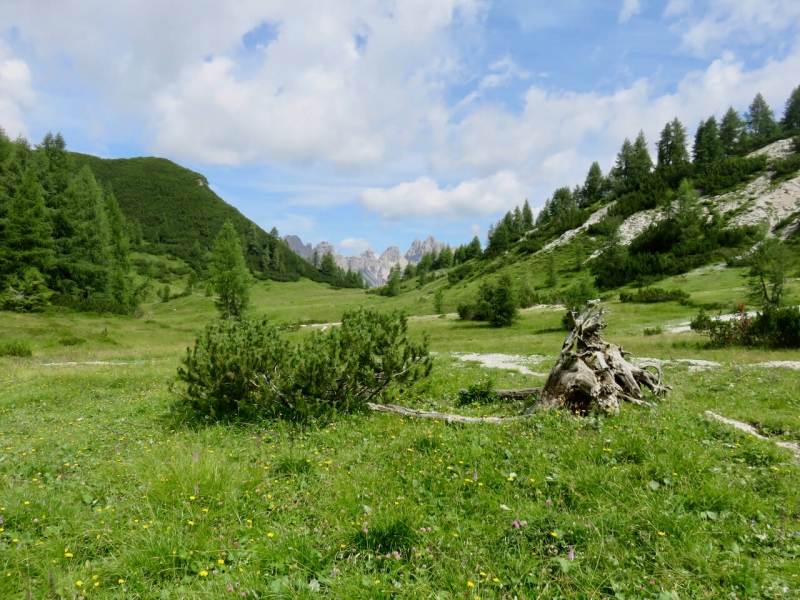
top-left (746, 93), bottom-right (778, 140)
top-left (211, 220), bottom-right (251, 319)
top-left (719, 107), bottom-right (746, 156)
top-left (782, 85), bottom-right (800, 133)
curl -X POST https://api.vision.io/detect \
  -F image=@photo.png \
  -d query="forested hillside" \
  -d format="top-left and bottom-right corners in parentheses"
top-left (70, 153), bottom-right (326, 283)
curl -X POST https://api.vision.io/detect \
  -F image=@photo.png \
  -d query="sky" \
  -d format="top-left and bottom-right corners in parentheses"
top-left (1, 1), bottom-right (799, 256)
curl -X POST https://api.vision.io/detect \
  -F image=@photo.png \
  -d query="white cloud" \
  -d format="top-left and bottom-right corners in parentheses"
top-left (619, 0), bottom-right (642, 23)
top-left (340, 237), bottom-right (372, 254)
top-left (360, 171), bottom-right (521, 220)
top-left (668, 0), bottom-right (800, 53)
top-left (434, 46), bottom-right (800, 204)
top-left (0, 41), bottom-right (34, 138)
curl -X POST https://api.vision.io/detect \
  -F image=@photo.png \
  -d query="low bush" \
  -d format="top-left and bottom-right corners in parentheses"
top-left (619, 287), bottom-right (690, 304)
top-left (456, 377), bottom-right (500, 406)
top-left (456, 274), bottom-right (518, 327)
top-left (0, 339), bottom-right (32, 357)
top-left (691, 307), bottom-right (800, 348)
top-left (643, 326), bottom-right (663, 336)
top-left (175, 308), bottom-right (432, 421)
top-left (770, 153), bottom-right (800, 181)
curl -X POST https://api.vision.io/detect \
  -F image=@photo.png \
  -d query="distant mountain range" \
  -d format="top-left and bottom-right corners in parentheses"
top-left (284, 235), bottom-right (446, 287)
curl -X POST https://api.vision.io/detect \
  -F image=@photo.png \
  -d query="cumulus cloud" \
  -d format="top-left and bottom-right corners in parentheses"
top-left (668, 0), bottom-right (800, 53)
top-left (339, 238), bottom-right (372, 254)
top-left (360, 171), bottom-right (521, 220)
top-left (0, 41), bottom-right (34, 138)
top-left (434, 46), bottom-right (800, 199)
top-left (619, 0), bottom-right (642, 23)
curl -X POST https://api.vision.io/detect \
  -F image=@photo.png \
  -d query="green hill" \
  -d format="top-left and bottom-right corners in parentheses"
top-left (70, 153), bottom-right (323, 282)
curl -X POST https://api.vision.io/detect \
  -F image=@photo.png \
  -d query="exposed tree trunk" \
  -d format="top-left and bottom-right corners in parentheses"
top-left (368, 300), bottom-right (669, 422)
top-left (535, 300), bottom-right (670, 413)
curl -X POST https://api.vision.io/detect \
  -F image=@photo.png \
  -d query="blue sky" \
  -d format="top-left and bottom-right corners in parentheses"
top-left (1, 0), bottom-right (799, 255)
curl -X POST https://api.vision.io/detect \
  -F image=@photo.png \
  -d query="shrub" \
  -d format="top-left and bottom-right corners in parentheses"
top-left (770, 153), bottom-right (800, 181)
top-left (690, 307), bottom-right (800, 348)
top-left (619, 287), bottom-right (690, 304)
top-left (457, 274), bottom-right (518, 327)
top-left (456, 377), bottom-right (500, 406)
top-left (0, 340), bottom-right (32, 357)
top-left (643, 326), bottom-right (663, 336)
top-left (175, 308), bottom-right (432, 421)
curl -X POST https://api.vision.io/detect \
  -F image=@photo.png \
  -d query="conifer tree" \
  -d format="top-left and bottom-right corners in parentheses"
top-left (746, 93), bottom-right (778, 140)
top-left (387, 264), bottom-right (401, 296)
top-left (657, 118), bottom-right (689, 166)
top-left (612, 132), bottom-right (651, 189)
top-left (521, 199), bottom-right (534, 230)
top-left (580, 162), bottom-right (607, 207)
top-left (719, 107), bottom-right (746, 156)
top-left (782, 85), bottom-right (800, 133)
top-left (320, 251), bottom-right (337, 276)
top-left (211, 220), bottom-right (251, 319)
top-left (693, 117), bottom-right (724, 167)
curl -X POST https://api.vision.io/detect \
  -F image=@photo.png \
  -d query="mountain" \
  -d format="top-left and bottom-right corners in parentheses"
top-left (283, 235), bottom-right (447, 286)
top-left (70, 153), bottom-right (324, 282)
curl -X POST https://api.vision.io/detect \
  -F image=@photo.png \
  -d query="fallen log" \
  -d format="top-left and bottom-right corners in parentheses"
top-left (457, 387), bottom-right (542, 399)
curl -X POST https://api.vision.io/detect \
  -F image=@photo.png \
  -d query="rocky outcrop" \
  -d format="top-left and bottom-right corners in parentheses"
top-left (404, 236), bottom-right (446, 263)
top-left (282, 235), bottom-right (445, 286)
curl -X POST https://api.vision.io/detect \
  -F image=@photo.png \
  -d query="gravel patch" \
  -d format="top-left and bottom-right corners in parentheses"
top-left (452, 352), bottom-right (548, 376)
top-left (706, 410), bottom-right (800, 463)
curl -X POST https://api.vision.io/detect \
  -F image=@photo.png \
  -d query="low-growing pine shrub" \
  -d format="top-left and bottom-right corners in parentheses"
top-left (620, 287), bottom-right (690, 304)
top-left (456, 377), bottom-right (499, 406)
top-left (175, 308), bottom-right (432, 421)
top-left (691, 307), bottom-right (800, 348)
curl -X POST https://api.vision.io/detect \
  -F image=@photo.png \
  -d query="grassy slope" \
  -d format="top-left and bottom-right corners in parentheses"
top-left (2, 265), bottom-right (800, 598)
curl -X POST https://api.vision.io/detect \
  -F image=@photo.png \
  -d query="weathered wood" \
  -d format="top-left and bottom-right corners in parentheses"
top-left (366, 402), bottom-right (529, 424)
top-left (535, 301), bottom-right (670, 413)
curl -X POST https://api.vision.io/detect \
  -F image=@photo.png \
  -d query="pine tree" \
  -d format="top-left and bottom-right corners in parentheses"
top-left (387, 265), bottom-right (401, 296)
top-left (746, 93), bottom-right (778, 140)
top-left (782, 85), bottom-right (800, 133)
top-left (719, 107), bottom-right (746, 156)
top-left (0, 168), bottom-right (54, 279)
top-left (580, 162), bottom-right (606, 207)
top-left (512, 206), bottom-right (523, 234)
top-left (657, 118), bottom-right (689, 166)
top-left (438, 245), bottom-right (454, 269)
top-left (466, 236), bottom-right (482, 260)
top-left (521, 199), bottom-right (534, 230)
top-left (693, 117), bottom-right (724, 167)
top-left (320, 252), bottom-right (337, 276)
top-left (612, 135), bottom-right (654, 189)
top-left (211, 220), bottom-right (251, 319)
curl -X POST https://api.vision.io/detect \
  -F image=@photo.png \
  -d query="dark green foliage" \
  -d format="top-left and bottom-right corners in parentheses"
top-left (693, 117), bottom-right (724, 167)
top-left (458, 274), bottom-right (518, 327)
top-left (691, 307), bottom-right (800, 348)
top-left (70, 152), bottom-right (323, 283)
top-left (0, 339), bottom-right (33, 357)
top-left (456, 377), bottom-right (500, 406)
top-left (642, 326), bottom-right (662, 336)
top-left (559, 280), bottom-right (598, 329)
top-left (657, 118), bottom-right (689, 167)
top-left (211, 221), bottom-right (251, 319)
top-left (694, 155), bottom-right (767, 195)
top-left (770, 153), bottom-right (800, 181)
top-left (521, 199), bottom-right (534, 230)
top-left (175, 308), bottom-right (432, 421)
top-left (447, 261), bottom-right (475, 284)
top-left (619, 287), bottom-right (690, 304)
top-left (719, 107), bottom-right (746, 156)
top-left (746, 93), bottom-right (779, 141)
top-left (611, 131), bottom-right (653, 191)
top-left (579, 161), bottom-right (612, 207)
top-left (783, 85), bottom-right (800, 133)
top-left (433, 288), bottom-right (444, 314)
top-left (586, 215), bottom-right (622, 237)
top-left (0, 130), bottom-right (138, 314)
top-left (386, 265), bottom-right (401, 297)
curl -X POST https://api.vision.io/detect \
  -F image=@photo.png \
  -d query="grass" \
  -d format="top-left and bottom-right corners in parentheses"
top-left (1, 266), bottom-right (800, 598)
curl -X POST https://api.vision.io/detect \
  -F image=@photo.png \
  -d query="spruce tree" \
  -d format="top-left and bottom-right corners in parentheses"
top-left (630, 131), bottom-right (654, 181)
top-left (387, 265), bottom-right (401, 296)
top-left (719, 107), bottom-right (746, 156)
top-left (657, 118), bottom-right (689, 166)
top-left (211, 220), bottom-right (251, 319)
top-left (580, 162), bottom-right (606, 206)
top-left (320, 252), bottom-right (337, 276)
top-left (782, 85), bottom-right (800, 133)
top-left (522, 199), bottom-right (534, 230)
top-left (746, 93), bottom-right (778, 140)
top-left (693, 117), bottom-right (724, 167)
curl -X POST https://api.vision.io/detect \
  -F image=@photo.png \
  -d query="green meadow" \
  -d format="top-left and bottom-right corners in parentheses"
top-left (1, 265), bottom-right (800, 599)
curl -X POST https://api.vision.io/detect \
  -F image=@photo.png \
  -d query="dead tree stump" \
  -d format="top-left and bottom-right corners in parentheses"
top-left (535, 300), bottom-right (670, 413)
